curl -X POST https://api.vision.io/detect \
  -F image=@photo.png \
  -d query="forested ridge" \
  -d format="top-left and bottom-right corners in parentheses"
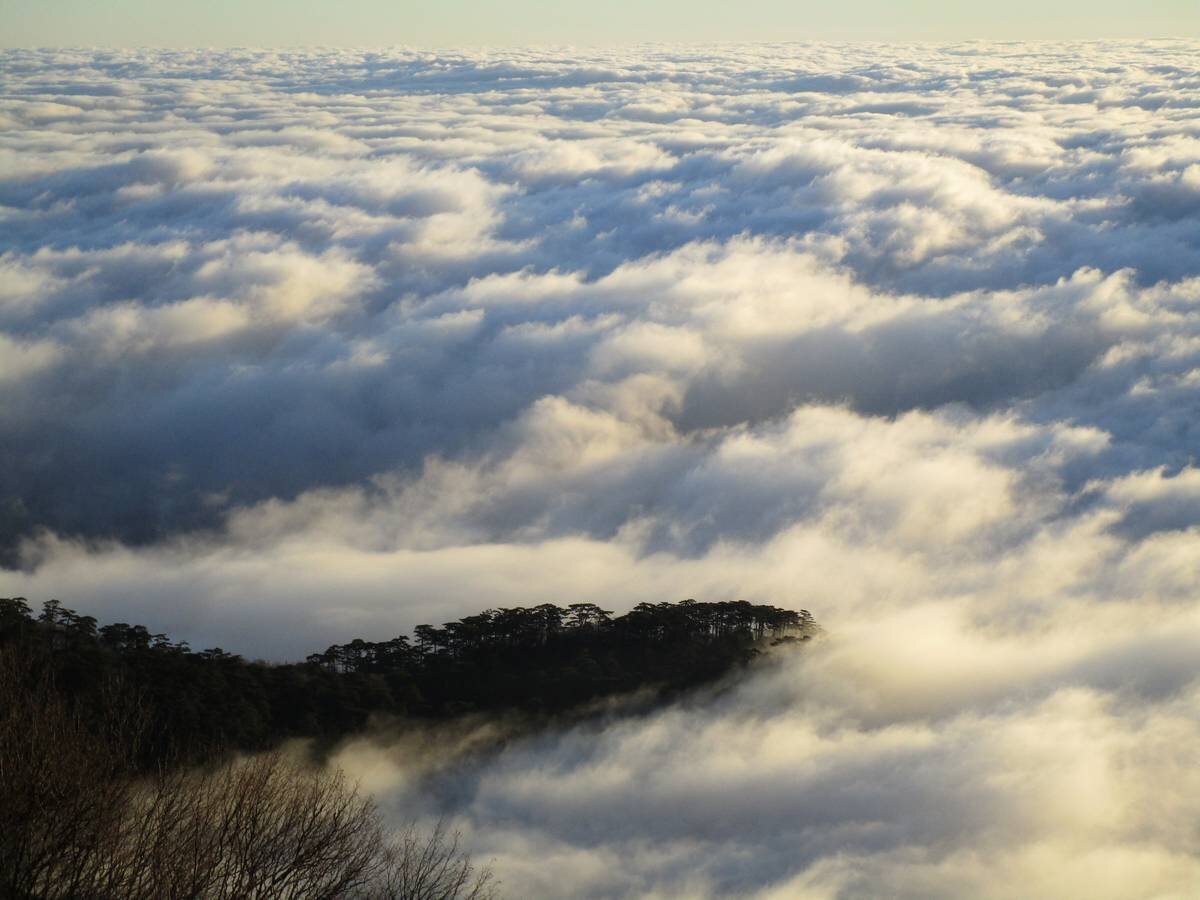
top-left (0, 596), bottom-right (817, 767)
top-left (2, 595), bottom-right (816, 898)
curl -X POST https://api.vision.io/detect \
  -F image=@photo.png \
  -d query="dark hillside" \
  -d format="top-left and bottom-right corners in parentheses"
top-left (0, 597), bottom-right (817, 767)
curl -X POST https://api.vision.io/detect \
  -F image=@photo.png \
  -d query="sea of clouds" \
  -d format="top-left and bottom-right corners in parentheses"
top-left (3, 41), bottom-right (1200, 897)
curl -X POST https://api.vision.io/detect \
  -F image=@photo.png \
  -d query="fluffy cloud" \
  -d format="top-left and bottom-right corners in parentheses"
top-left (3, 41), bottom-right (1200, 897)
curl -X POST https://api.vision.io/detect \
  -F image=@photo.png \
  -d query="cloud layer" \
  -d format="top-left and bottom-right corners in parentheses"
top-left (3, 42), bottom-right (1200, 897)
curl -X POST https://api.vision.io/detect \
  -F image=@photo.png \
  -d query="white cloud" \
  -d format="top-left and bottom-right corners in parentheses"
top-left (2, 41), bottom-right (1200, 898)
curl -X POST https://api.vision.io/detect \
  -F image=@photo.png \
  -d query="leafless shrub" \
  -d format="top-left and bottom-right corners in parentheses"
top-left (0, 645), bottom-right (497, 899)
top-left (0, 648), bottom-right (136, 897)
top-left (365, 820), bottom-right (497, 900)
top-left (93, 753), bottom-right (383, 899)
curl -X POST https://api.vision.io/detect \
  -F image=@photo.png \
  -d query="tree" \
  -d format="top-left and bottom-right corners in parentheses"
top-left (0, 643), bottom-right (498, 900)
top-left (367, 820), bottom-right (497, 900)
top-left (0, 646), bottom-right (137, 898)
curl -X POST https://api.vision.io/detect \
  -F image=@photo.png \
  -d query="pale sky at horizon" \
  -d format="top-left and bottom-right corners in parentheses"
top-left (0, 0), bottom-right (1196, 47)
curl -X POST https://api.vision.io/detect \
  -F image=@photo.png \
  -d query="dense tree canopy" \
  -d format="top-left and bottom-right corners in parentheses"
top-left (0, 596), bottom-right (817, 767)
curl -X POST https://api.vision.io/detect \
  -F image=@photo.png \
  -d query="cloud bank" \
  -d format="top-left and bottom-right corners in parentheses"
top-left (2, 41), bottom-right (1200, 897)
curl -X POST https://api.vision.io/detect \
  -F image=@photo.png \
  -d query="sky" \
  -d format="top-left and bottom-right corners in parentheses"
top-left (3, 38), bottom-right (1200, 899)
top-left (0, 0), bottom-right (1197, 46)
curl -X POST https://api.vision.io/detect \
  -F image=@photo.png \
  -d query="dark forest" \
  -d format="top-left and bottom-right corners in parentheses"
top-left (1, 596), bottom-right (817, 767)
top-left (1, 595), bottom-right (816, 898)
